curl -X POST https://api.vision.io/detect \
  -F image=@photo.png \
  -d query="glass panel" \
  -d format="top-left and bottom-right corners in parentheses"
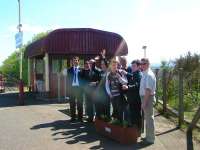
top-left (36, 59), bottom-right (44, 74)
top-left (79, 59), bottom-right (84, 68)
top-left (61, 59), bottom-right (68, 70)
top-left (52, 59), bottom-right (59, 73)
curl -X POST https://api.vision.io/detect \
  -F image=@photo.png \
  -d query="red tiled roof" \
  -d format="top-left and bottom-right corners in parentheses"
top-left (25, 28), bottom-right (128, 58)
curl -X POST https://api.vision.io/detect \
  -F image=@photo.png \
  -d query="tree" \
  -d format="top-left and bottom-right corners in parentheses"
top-left (174, 52), bottom-right (200, 75)
top-left (31, 31), bottom-right (50, 42)
top-left (0, 31), bottom-right (49, 85)
top-left (158, 52), bottom-right (200, 110)
top-left (173, 51), bottom-right (200, 108)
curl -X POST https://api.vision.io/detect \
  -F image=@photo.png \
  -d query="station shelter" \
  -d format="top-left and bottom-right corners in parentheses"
top-left (24, 28), bottom-right (128, 98)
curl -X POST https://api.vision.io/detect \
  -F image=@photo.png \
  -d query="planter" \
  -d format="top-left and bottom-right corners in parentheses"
top-left (95, 118), bottom-right (139, 144)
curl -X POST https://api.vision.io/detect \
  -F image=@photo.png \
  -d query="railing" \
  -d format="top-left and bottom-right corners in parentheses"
top-left (0, 74), bottom-right (22, 93)
top-left (2, 81), bottom-right (19, 93)
top-left (187, 107), bottom-right (200, 150)
top-left (154, 68), bottom-right (200, 150)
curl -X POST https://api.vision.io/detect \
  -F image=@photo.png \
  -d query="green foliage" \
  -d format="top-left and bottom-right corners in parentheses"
top-left (109, 118), bottom-right (131, 127)
top-left (158, 60), bottom-right (177, 107)
top-left (0, 51), bottom-right (19, 81)
top-left (0, 46), bottom-right (28, 84)
top-left (160, 60), bottom-right (173, 70)
top-left (31, 31), bottom-right (49, 42)
top-left (158, 51), bottom-right (200, 118)
top-left (173, 51), bottom-right (200, 75)
top-left (110, 119), bottom-right (121, 126)
top-left (174, 52), bottom-right (200, 111)
top-left (122, 120), bottom-right (129, 127)
top-left (0, 31), bottom-right (49, 85)
top-left (100, 115), bottom-right (111, 122)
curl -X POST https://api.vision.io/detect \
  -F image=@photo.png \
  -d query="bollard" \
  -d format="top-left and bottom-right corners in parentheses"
top-left (18, 79), bottom-right (24, 105)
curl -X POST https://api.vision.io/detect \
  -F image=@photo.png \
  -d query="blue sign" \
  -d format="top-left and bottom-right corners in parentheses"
top-left (15, 32), bottom-right (23, 48)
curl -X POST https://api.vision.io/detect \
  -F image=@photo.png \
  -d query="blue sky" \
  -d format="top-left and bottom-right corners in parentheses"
top-left (0, 0), bottom-right (200, 65)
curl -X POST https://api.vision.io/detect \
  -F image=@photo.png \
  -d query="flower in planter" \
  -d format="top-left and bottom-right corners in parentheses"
top-left (122, 120), bottom-right (129, 128)
top-left (109, 118), bottom-right (121, 126)
top-left (100, 115), bottom-right (111, 122)
top-left (94, 117), bottom-right (139, 144)
top-left (109, 119), bottom-right (132, 128)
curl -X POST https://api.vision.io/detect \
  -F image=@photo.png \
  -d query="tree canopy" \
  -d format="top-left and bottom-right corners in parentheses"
top-left (0, 31), bottom-right (49, 85)
top-left (173, 52), bottom-right (200, 74)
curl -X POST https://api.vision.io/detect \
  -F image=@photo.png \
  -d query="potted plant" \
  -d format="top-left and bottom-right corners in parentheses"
top-left (94, 115), bottom-right (139, 144)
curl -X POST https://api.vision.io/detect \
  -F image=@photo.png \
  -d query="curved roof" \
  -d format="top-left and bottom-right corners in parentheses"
top-left (25, 28), bottom-right (128, 58)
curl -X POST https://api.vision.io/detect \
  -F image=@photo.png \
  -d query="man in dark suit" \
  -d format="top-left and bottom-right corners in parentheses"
top-left (68, 56), bottom-right (83, 122)
top-left (126, 60), bottom-right (142, 130)
top-left (82, 59), bottom-right (101, 122)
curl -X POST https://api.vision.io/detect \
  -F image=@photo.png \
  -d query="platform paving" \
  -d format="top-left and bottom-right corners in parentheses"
top-left (0, 96), bottom-right (199, 150)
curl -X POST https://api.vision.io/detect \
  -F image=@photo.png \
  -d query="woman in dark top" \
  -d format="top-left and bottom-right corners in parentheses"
top-left (95, 60), bottom-right (110, 119)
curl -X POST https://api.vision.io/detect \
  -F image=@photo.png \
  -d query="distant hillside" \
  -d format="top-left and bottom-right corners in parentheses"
top-left (151, 63), bottom-right (161, 69)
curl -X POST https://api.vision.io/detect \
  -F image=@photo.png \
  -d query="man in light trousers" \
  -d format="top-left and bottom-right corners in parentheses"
top-left (140, 58), bottom-right (156, 144)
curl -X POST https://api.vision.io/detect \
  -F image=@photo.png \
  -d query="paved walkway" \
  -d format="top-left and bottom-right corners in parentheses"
top-left (0, 97), bottom-right (199, 150)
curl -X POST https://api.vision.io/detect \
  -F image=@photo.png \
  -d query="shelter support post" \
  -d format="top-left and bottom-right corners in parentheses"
top-left (44, 53), bottom-right (50, 92)
top-left (28, 58), bottom-right (31, 91)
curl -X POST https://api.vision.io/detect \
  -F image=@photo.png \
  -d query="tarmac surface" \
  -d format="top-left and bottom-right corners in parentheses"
top-left (0, 95), bottom-right (199, 150)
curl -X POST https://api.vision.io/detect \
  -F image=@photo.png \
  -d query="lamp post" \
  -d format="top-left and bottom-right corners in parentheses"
top-left (18, 0), bottom-right (22, 32)
top-left (17, 0), bottom-right (24, 105)
top-left (142, 45), bottom-right (147, 58)
top-left (17, 0), bottom-right (23, 80)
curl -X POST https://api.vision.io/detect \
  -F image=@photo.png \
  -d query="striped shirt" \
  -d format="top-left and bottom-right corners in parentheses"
top-left (105, 71), bottom-right (127, 97)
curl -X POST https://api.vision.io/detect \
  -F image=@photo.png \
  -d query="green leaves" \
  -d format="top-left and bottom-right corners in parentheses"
top-left (0, 31), bottom-right (49, 85)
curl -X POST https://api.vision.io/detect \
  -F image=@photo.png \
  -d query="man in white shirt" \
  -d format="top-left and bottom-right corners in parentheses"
top-left (139, 58), bottom-right (156, 144)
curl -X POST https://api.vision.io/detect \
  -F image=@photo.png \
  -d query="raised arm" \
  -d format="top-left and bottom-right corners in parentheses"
top-left (105, 72), bottom-right (112, 97)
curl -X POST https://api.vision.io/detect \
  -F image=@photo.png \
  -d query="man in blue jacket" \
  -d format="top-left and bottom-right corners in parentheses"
top-left (68, 56), bottom-right (83, 122)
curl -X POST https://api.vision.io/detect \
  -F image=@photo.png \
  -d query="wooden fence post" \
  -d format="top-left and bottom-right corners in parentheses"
top-left (155, 68), bottom-right (159, 104)
top-left (187, 107), bottom-right (200, 150)
top-left (162, 69), bottom-right (167, 113)
top-left (178, 68), bottom-right (184, 127)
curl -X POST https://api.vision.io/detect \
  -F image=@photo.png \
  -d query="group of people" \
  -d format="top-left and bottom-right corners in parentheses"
top-left (66, 50), bottom-right (156, 144)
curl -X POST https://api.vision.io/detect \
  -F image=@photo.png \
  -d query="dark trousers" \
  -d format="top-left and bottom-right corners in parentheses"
top-left (85, 91), bottom-right (94, 120)
top-left (128, 96), bottom-right (142, 130)
top-left (69, 86), bottom-right (83, 119)
top-left (111, 95), bottom-right (124, 122)
top-left (95, 96), bottom-right (110, 119)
